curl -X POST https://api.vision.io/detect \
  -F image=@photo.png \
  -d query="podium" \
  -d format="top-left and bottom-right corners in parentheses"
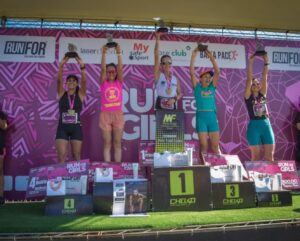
top-left (152, 166), bottom-right (212, 211)
top-left (45, 195), bottom-right (93, 216)
top-left (256, 190), bottom-right (292, 207)
top-left (212, 181), bottom-right (256, 209)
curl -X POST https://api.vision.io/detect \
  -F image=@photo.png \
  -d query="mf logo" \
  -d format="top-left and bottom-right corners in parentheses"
top-left (163, 114), bottom-right (176, 123)
top-left (272, 194), bottom-right (279, 202)
top-left (64, 198), bottom-right (75, 209)
top-left (133, 43), bottom-right (149, 53)
top-left (226, 184), bottom-right (240, 198)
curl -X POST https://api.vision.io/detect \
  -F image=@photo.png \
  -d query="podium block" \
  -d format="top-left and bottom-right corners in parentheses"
top-left (256, 190), bottom-right (292, 207)
top-left (212, 181), bottom-right (256, 209)
top-left (45, 195), bottom-right (93, 216)
top-left (93, 182), bottom-right (114, 214)
top-left (152, 166), bottom-right (212, 211)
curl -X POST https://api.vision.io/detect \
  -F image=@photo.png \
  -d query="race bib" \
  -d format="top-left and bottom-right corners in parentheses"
top-left (253, 103), bottom-right (267, 117)
top-left (160, 98), bottom-right (174, 110)
top-left (62, 112), bottom-right (78, 124)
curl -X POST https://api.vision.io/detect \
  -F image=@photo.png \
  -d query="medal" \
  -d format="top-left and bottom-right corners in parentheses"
top-left (68, 109), bottom-right (75, 115)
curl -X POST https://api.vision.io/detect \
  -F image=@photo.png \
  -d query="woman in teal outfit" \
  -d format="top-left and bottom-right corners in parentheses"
top-left (244, 53), bottom-right (275, 161)
top-left (190, 46), bottom-right (221, 163)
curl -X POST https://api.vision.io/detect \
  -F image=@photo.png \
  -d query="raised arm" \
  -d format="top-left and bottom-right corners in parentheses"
top-left (245, 54), bottom-right (255, 99)
top-left (116, 44), bottom-right (124, 83)
top-left (154, 32), bottom-right (161, 82)
top-left (260, 53), bottom-right (269, 96)
top-left (206, 49), bottom-right (220, 87)
top-left (57, 56), bottom-right (69, 98)
top-left (189, 47), bottom-right (199, 88)
top-left (75, 56), bottom-right (86, 102)
top-left (100, 45), bottom-right (108, 84)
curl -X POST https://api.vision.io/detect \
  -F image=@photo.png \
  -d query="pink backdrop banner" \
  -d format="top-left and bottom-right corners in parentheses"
top-left (0, 28), bottom-right (299, 200)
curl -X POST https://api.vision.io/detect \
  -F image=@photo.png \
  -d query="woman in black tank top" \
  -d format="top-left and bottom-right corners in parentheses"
top-left (55, 55), bottom-right (87, 163)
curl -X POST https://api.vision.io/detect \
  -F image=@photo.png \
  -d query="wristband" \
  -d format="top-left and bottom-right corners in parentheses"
top-left (80, 65), bottom-right (85, 70)
top-left (264, 63), bottom-right (270, 66)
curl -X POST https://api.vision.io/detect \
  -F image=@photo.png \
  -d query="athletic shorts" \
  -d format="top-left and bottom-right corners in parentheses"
top-left (99, 111), bottom-right (124, 131)
top-left (55, 124), bottom-right (83, 141)
top-left (196, 111), bottom-right (219, 133)
top-left (247, 119), bottom-right (275, 146)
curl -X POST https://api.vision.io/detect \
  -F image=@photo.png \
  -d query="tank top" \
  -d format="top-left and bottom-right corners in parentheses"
top-left (156, 72), bottom-right (177, 98)
top-left (58, 90), bottom-right (82, 124)
top-left (100, 79), bottom-right (123, 112)
top-left (194, 82), bottom-right (217, 111)
top-left (245, 93), bottom-right (268, 120)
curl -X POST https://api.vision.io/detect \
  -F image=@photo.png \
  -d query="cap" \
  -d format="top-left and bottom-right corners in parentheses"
top-left (200, 70), bottom-right (214, 78)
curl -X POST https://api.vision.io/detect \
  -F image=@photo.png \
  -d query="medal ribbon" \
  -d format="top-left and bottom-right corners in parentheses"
top-left (67, 93), bottom-right (76, 110)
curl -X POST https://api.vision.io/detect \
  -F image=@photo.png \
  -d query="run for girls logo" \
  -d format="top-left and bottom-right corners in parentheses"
top-left (67, 162), bottom-right (88, 174)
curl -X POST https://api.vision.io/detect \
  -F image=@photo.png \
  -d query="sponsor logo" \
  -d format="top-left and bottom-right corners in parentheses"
top-left (163, 114), bottom-right (176, 123)
top-left (223, 184), bottom-right (244, 205)
top-left (272, 51), bottom-right (300, 65)
top-left (4, 41), bottom-right (47, 56)
top-left (160, 46), bottom-right (191, 58)
top-left (129, 42), bottom-right (150, 61)
top-left (170, 197), bottom-right (196, 207)
top-left (64, 198), bottom-right (75, 210)
top-left (200, 50), bottom-right (238, 61)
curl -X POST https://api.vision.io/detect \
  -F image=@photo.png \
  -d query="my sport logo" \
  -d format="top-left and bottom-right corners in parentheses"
top-left (4, 41), bottom-right (47, 55)
top-left (223, 184), bottom-right (244, 205)
top-left (163, 114), bottom-right (176, 123)
top-left (170, 197), bottom-right (196, 207)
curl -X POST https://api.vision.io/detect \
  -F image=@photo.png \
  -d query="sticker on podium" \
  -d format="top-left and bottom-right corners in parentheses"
top-left (45, 195), bottom-right (93, 216)
top-left (152, 166), bottom-right (212, 211)
top-left (212, 181), bottom-right (256, 209)
top-left (256, 191), bottom-right (292, 207)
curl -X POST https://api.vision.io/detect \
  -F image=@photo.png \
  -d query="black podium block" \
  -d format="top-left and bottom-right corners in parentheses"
top-left (152, 166), bottom-right (212, 211)
top-left (256, 190), bottom-right (292, 207)
top-left (212, 181), bottom-right (256, 209)
top-left (93, 182), bottom-right (114, 214)
top-left (45, 195), bottom-right (93, 216)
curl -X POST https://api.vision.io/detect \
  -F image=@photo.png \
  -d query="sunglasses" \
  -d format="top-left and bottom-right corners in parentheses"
top-left (252, 83), bottom-right (260, 86)
top-left (66, 79), bottom-right (77, 83)
top-left (161, 61), bottom-right (172, 65)
top-left (107, 70), bottom-right (116, 74)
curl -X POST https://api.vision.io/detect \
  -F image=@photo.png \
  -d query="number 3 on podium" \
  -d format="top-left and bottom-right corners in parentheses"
top-left (170, 170), bottom-right (195, 196)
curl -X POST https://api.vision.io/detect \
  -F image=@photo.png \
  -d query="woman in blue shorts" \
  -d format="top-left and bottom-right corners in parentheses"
top-left (190, 46), bottom-right (221, 163)
top-left (244, 53), bottom-right (275, 161)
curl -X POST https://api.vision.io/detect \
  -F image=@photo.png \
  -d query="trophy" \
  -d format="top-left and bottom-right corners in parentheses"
top-left (197, 42), bottom-right (208, 52)
top-left (105, 33), bottom-right (117, 48)
top-left (254, 42), bottom-right (267, 56)
top-left (65, 43), bottom-right (78, 58)
top-left (156, 20), bottom-right (168, 33)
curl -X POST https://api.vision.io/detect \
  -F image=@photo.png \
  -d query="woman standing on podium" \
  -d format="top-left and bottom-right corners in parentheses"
top-left (244, 53), bottom-right (275, 161)
top-left (190, 46), bottom-right (221, 163)
top-left (56, 55), bottom-right (87, 163)
top-left (154, 32), bottom-right (182, 110)
top-left (99, 44), bottom-right (124, 162)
